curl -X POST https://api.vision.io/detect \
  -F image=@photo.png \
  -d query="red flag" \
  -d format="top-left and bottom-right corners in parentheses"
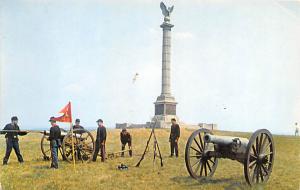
top-left (53, 102), bottom-right (72, 123)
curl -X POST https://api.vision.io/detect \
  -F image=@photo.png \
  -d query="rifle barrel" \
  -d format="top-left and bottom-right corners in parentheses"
top-left (0, 130), bottom-right (43, 133)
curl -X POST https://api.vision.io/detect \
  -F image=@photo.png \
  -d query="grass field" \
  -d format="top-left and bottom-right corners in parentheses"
top-left (0, 128), bottom-right (299, 190)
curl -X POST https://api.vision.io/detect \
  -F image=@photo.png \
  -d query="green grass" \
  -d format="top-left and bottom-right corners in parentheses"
top-left (0, 128), bottom-right (299, 190)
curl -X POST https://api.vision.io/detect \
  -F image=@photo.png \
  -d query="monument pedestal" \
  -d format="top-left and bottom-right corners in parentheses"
top-left (153, 95), bottom-right (178, 128)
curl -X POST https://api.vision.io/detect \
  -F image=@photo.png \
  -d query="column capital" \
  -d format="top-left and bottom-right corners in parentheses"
top-left (160, 22), bottom-right (174, 29)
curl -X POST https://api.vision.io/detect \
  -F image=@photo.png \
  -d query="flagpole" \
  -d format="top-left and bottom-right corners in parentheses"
top-left (70, 122), bottom-right (76, 169)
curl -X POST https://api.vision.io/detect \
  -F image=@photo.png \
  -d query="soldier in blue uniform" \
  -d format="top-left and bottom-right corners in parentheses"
top-left (169, 118), bottom-right (180, 157)
top-left (48, 117), bottom-right (61, 169)
top-left (93, 119), bottom-right (107, 162)
top-left (1, 116), bottom-right (24, 165)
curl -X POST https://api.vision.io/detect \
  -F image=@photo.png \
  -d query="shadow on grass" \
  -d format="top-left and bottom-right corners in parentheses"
top-left (171, 176), bottom-right (251, 189)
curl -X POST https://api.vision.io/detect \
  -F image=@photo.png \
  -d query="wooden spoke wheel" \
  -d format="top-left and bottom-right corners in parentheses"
top-left (244, 129), bottom-right (275, 186)
top-left (41, 134), bottom-right (66, 161)
top-left (62, 129), bottom-right (95, 163)
top-left (185, 128), bottom-right (218, 179)
top-left (41, 134), bottom-right (51, 161)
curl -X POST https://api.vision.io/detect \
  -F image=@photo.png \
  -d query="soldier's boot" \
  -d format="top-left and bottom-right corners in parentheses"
top-left (129, 150), bottom-right (132, 157)
top-left (3, 159), bottom-right (8, 165)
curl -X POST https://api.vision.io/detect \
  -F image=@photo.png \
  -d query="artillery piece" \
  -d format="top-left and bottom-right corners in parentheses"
top-left (185, 128), bottom-right (275, 186)
top-left (41, 128), bottom-right (95, 163)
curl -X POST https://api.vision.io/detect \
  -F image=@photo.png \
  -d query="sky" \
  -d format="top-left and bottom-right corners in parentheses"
top-left (0, 0), bottom-right (299, 135)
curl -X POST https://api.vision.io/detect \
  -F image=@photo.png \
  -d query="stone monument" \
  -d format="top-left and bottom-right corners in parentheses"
top-left (153, 2), bottom-right (178, 128)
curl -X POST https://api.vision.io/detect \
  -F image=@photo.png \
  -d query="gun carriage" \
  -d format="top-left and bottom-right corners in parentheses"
top-left (185, 128), bottom-right (275, 186)
top-left (41, 128), bottom-right (95, 163)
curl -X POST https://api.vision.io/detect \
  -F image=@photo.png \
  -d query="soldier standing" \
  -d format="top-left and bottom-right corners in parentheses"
top-left (295, 122), bottom-right (299, 136)
top-left (169, 118), bottom-right (180, 157)
top-left (1, 116), bottom-right (24, 165)
top-left (93, 119), bottom-right (107, 162)
top-left (48, 117), bottom-right (61, 169)
top-left (120, 128), bottom-right (132, 157)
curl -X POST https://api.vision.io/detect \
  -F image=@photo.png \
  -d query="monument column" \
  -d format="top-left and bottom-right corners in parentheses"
top-left (153, 2), bottom-right (178, 128)
top-left (161, 22), bottom-right (173, 96)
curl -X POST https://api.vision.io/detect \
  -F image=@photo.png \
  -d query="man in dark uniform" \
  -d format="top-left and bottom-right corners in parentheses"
top-left (73, 118), bottom-right (84, 131)
top-left (48, 117), bottom-right (61, 169)
top-left (72, 118), bottom-right (85, 160)
top-left (1, 116), bottom-right (24, 165)
top-left (93, 119), bottom-right (106, 162)
top-left (120, 128), bottom-right (132, 157)
top-left (169, 118), bottom-right (180, 157)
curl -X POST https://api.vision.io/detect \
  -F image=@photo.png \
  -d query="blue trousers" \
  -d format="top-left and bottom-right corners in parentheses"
top-left (3, 138), bottom-right (23, 164)
top-left (50, 140), bottom-right (58, 168)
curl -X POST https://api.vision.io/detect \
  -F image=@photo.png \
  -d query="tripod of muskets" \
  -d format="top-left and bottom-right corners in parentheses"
top-left (135, 119), bottom-right (163, 167)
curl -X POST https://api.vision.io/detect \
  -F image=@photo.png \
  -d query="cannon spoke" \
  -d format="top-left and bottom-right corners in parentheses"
top-left (190, 155), bottom-right (202, 158)
top-left (194, 161), bottom-right (201, 174)
top-left (264, 152), bottom-right (273, 157)
top-left (261, 134), bottom-right (267, 152)
top-left (249, 160), bottom-right (256, 169)
top-left (190, 146), bottom-right (201, 153)
top-left (204, 162), bottom-right (207, 176)
top-left (251, 164), bottom-right (258, 183)
top-left (208, 158), bottom-right (215, 165)
top-left (207, 161), bottom-right (212, 172)
top-left (198, 133), bottom-right (204, 150)
top-left (194, 138), bottom-right (203, 152)
top-left (258, 134), bottom-right (264, 154)
top-left (44, 149), bottom-right (51, 153)
top-left (255, 136), bottom-right (259, 155)
top-left (250, 153), bottom-right (257, 159)
top-left (199, 161), bottom-right (204, 176)
top-left (259, 165), bottom-right (264, 182)
top-left (191, 159), bottom-right (201, 168)
top-left (256, 165), bottom-right (260, 183)
top-left (252, 145), bottom-right (257, 157)
top-left (261, 164), bottom-right (269, 176)
top-left (262, 141), bottom-right (272, 155)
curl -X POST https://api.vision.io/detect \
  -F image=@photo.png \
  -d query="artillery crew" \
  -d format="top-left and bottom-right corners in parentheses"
top-left (1, 116), bottom-right (24, 165)
top-left (169, 118), bottom-right (180, 157)
top-left (93, 119), bottom-right (107, 162)
top-left (48, 117), bottom-right (61, 169)
top-left (120, 128), bottom-right (132, 157)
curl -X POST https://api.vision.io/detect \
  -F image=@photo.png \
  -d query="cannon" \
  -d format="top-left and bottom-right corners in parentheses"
top-left (185, 128), bottom-right (275, 186)
top-left (41, 128), bottom-right (95, 163)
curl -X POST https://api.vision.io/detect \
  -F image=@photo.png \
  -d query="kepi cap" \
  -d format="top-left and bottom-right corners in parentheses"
top-left (49, 117), bottom-right (56, 122)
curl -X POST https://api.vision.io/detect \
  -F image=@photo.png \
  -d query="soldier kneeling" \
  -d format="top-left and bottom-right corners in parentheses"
top-left (120, 128), bottom-right (132, 157)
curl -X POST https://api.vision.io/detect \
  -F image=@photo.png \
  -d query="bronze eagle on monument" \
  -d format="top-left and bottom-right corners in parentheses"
top-left (160, 2), bottom-right (174, 18)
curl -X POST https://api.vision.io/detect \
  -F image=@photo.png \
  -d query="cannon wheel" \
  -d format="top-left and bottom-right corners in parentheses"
top-left (185, 128), bottom-right (218, 179)
top-left (62, 129), bottom-right (95, 163)
top-left (244, 129), bottom-right (275, 186)
top-left (41, 134), bottom-right (67, 161)
top-left (41, 134), bottom-right (51, 160)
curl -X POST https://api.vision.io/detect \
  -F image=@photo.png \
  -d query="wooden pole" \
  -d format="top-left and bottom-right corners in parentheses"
top-left (70, 122), bottom-right (76, 169)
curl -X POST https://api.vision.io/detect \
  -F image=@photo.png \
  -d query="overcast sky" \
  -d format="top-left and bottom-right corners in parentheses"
top-left (0, 0), bottom-right (299, 135)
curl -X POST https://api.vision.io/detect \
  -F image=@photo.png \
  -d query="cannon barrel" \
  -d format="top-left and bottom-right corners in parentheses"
top-left (204, 134), bottom-right (249, 154)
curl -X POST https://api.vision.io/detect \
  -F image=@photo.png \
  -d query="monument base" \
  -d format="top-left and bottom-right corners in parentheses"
top-left (152, 115), bottom-right (179, 128)
top-left (153, 94), bottom-right (178, 128)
